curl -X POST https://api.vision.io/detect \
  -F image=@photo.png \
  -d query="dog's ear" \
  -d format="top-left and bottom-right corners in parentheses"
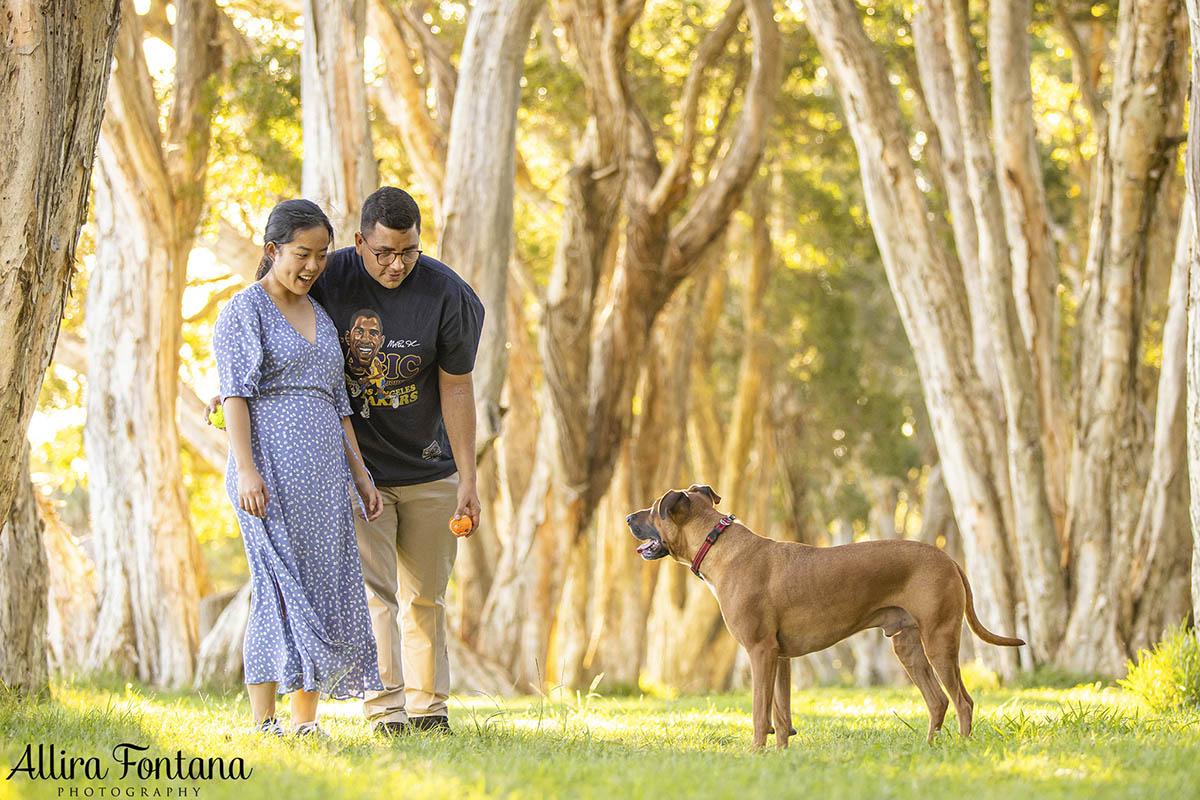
top-left (687, 484), bottom-right (722, 505)
top-left (657, 489), bottom-right (690, 521)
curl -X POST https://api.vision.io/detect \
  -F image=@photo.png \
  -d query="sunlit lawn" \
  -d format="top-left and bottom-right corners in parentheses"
top-left (2, 675), bottom-right (1198, 799)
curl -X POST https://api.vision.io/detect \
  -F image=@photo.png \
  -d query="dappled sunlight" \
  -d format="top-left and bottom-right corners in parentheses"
top-left (3, 680), bottom-right (1199, 799)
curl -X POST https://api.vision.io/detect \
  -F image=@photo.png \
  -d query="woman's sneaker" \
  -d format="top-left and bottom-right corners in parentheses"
top-left (255, 717), bottom-right (285, 737)
top-left (292, 721), bottom-right (332, 739)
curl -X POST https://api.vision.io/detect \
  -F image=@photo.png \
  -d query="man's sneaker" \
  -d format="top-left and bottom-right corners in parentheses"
top-left (410, 715), bottom-right (452, 735)
top-left (254, 717), bottom-right (285, 737)
top-left (374, 720), bottom-right (413, 736)
top-left (292, 721), bottom-right (331, 739)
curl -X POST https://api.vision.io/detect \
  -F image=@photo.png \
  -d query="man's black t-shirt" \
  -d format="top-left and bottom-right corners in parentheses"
top-left (310, 247), bottom-right (484, 486)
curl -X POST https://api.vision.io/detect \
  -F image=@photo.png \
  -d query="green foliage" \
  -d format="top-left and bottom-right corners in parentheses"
top-left (3, 681), bottom-right (1200, 799)
top-left (1119, 623), bottom-right (1200, 713)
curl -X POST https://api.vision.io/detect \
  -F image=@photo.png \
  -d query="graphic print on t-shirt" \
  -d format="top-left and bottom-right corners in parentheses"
top-left (342, 307), bottom-right (422, 418)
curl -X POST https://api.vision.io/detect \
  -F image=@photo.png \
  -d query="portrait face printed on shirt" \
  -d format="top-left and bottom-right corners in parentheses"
top-left (355, 223), bottom-right (421, 289)
top-left (264, 226), bottom-right (330, 297)
top-left (344, 309), bottom-right (384, 377)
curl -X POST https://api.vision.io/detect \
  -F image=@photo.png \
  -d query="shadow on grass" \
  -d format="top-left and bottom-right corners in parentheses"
top-left (2, 681), bottom-right (1198, 800)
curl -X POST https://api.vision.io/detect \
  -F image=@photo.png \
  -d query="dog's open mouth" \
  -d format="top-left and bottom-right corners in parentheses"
top-left (635, 539), bottom-right (666, 560)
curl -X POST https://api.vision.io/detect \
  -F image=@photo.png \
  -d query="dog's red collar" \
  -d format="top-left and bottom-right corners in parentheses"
top-left (691, 515), bottom-right (736, 578)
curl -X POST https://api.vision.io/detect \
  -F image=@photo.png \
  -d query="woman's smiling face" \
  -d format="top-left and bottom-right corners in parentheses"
top-left (265, 225), bottom-right (330, 295)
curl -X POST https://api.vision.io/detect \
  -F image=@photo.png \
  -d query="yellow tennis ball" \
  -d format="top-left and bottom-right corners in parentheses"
top-left (209, 405), bottom-right (226, 430)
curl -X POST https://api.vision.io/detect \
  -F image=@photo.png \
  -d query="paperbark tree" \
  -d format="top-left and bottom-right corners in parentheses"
top-left (1123, 196), bottom-right (1193, 652)
top-left (301, 0), bottom-right (377, 238)
top-left (810, 0), bottom-right (1191, 677)
top-left (0, 449), bottom-right (50, 694)
top-left (988, 0), bottom-right (1071, 534)
top-left (643, 182), bottom-right (774, 689)
top-left (800, 0), bottom-right (1020, 677)
top-left (41, 497), bottom-right (99, 675)
top-left (438, 0), bottom-right (543, 454)
top-left (939, 0), bottom-right (1067, 663)
top-left (0, 0), bottom-right (119, 694)
top-left (86, 0), bottom-right (220, 687)
top-left (472, 0), bottom-right (782, 690)
top-left (1062, 0), bottom-right (1186, 675)
top-left (1185, 0), bottom-right (1200, 639)
top-left (479, 0), bottom-right (781, 688)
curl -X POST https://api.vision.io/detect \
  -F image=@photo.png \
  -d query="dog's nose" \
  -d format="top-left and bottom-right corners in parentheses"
top-left (625, 514), bottom-right (634, 524)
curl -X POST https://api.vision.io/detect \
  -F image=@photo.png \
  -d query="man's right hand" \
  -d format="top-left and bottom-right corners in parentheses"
top-left (204, 395), bottom-right (220, 425)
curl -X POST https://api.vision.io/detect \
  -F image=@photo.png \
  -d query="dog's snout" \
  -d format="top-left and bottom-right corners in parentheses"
top-left (625, 513), bottom-right (634, 525)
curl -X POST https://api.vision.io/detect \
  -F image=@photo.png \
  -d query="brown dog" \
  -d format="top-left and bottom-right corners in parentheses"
top-left (625, 484), bottom-right (1024, 748)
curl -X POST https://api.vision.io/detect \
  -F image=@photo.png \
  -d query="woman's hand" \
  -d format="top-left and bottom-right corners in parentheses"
top-left (354, 474), bottom-right (382, 522)
top-left (204, 395), bottom-right (220, 425)
top-left (238, 470), bottom-right (269, 518)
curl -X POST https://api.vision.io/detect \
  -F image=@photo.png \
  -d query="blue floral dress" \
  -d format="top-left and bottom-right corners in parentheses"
top-left (213, 282), bottom-right (383, 699)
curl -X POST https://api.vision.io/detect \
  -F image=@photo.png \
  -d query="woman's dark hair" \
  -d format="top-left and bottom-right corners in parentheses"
top-left (256, 199), bottom-right (335, 279)
top-left (360, 187), bottom-right (421, 236)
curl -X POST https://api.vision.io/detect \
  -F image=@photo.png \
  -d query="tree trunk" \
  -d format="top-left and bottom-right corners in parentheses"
top-left (989, 0), bottom-right (1071, 536)
top-left (1183, 0), bottom-right (1200, 641)
top-left (800, 0), bottom-right (1019, 677)
top-left (42, 496), bottom-right (98, 674)
top-left (368, 0), bottom-right (448, 212)
top-left (438, 0), bottom-right (543, 455)
top-left (194, 582), bottom-right (251, 688)
top-left (301, 0), bottom-right (377, 238)
top-left (54, 330), bottom-right (228, 470)
top-left (909, 2), bottom-right (994, 395)
top-left (1063, 0), bottom-right (1186, 676)
top-left (1123, 195), bottom-right (1193, 652)
top-left (592, 268), bottom-right (711, 687)
top-left (539, 0), bottom-right (780, 689)
top-left (0, 0), bottom-right (119, 694)
top-left (0, 0), bottom-right (118, 687)
top-left (0, 447), bottom-right (50, 695)
top-left (940, 0), bottom-right (1067, 663)
top-left (86, 0), bottom-right (219, 687)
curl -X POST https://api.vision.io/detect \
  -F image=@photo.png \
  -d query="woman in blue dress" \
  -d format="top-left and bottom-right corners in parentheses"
top-left (213, 199), bottom-right (384, 736)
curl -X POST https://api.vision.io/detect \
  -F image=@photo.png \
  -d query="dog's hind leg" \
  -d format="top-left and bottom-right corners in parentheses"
top-left (771, 657), bottom-right (796, 748)
top-left (924, 624), bottom-right (974, 738)
top-left (747, 643), bottom-right (779, 749)
top-left (889, 626), bottom-right (949, 742)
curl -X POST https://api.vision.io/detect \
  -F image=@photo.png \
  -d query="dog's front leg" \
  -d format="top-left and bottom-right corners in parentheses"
top-left (748, 644), bottom-right (779, 749)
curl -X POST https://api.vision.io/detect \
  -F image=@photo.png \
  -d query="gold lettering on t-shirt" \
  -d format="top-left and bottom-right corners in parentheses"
top-left (383, 352), bottom-right (421, 380)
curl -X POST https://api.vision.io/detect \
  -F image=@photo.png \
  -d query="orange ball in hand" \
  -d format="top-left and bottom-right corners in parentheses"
top-left (449, 516), bottom-right (473, 536)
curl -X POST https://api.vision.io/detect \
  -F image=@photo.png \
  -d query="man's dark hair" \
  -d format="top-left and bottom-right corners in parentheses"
top-left (361, 187), bottom-right (421, 235)
top-left (257, 199), bottom-right (334, 279)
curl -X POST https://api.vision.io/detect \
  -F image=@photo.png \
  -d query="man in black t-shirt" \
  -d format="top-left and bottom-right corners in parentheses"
top-left (308, 188), bottom-right (483, 735)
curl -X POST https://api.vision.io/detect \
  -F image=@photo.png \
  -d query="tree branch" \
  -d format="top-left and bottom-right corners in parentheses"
top-left (667, 0), bottom-right (781, 274)
top-left (184, 283), bottom-right (240, 323)
top-left (649, 0), bottom-right (745, 215)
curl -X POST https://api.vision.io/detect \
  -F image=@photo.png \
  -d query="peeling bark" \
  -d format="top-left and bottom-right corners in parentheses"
top-left (0, 0), bottom-right (119, 694)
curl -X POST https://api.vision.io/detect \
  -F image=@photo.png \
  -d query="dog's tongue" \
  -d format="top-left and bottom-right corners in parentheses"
top-left (636, 541), bottom-right (655, 554)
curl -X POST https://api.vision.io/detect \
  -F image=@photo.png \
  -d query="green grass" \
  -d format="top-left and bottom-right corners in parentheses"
top-left (2, 676), bottom-right (1199, 799)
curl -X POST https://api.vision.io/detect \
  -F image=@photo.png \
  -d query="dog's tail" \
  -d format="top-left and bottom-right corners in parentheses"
top-left (956, 562), bottom-right (1026, 647)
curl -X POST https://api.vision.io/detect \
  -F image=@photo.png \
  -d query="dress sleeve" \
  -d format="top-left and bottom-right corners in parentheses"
top-left (214, 294), bottom-right (265, 402)
top-left (437, 283), bottom-right (485, 375)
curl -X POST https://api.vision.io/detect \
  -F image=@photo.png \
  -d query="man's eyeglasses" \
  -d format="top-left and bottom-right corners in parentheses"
top-left (362, 239), bottom-right (422, 267)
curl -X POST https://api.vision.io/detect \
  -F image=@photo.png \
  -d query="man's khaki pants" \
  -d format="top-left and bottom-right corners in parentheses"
top-left (355, 475), bottom-right (458, 724)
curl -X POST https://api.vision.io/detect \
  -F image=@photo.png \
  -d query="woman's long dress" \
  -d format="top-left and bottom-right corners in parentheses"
top-left (214, 282), bottom-right (383, 698)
